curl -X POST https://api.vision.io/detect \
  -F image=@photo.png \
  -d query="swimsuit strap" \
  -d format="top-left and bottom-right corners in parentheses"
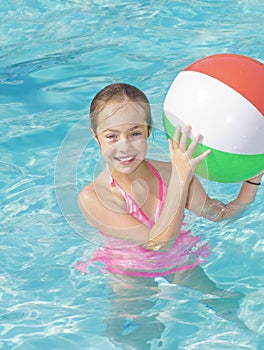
top-left (145, 160), bottom-right (168, 221)
top-left (144, 160), bottom-right (166, 205)
top-left (107, 161), bottom-right (167, 227)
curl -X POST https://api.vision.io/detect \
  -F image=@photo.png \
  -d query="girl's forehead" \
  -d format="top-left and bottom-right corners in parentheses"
top-left (97, 102), bottom-right (147, 132)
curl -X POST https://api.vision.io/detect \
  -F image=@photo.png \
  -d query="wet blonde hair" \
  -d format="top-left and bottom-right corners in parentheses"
top-left (90, 83), bottom-right (152, 135)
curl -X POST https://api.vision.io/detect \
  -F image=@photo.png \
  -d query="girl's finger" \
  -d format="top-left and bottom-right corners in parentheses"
top-left (180, 125), bottom-right (191, 149)
top-left (173, 126), bottom-right (182, 143)
top-left (193, 149), bottom-right (211, 166)
top-left (187, 133), bottom-right (202, 155)
top-left (168, 138), bottom-right (173, 156)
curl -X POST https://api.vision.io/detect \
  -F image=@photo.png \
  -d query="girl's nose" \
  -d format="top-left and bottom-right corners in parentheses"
top-left (118, 137), bottom-right (131, 152)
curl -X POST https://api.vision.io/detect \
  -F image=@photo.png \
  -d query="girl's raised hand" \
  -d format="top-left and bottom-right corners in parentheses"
top-left (168, 125), bottom-right (211, 183)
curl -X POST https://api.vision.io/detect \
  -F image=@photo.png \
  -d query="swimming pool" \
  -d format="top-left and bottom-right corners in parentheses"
top-left (1, 0), bottom-right (264, 349)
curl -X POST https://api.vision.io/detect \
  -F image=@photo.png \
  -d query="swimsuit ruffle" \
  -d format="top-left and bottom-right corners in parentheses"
top-left (86, 227), bottom-right (212, 278)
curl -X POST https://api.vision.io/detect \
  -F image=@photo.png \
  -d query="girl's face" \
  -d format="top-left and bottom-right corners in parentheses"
top-left (94, 102), bottom-right (149, 175)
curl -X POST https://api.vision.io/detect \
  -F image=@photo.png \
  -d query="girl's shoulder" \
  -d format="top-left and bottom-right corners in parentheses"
top-left (79, 170), bottom-right (109, 203)
top-left (79, 169), bottom-right (126, 213)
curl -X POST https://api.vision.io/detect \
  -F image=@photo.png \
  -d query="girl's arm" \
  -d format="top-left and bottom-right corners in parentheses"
top-left (148, 126), bottom-right (210, 244)
top-left (187, 173), bottom-right (263, 222)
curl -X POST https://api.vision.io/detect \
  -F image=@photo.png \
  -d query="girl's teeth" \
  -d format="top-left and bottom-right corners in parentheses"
top-left (118, 156), bottom-right (134, 161)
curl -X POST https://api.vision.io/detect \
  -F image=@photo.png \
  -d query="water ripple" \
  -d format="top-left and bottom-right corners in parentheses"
top-left (1, 1), bottom-right (264, 348)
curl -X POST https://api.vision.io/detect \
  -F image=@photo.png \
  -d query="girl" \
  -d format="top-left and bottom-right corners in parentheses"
top-left (78, 83), bottom-right (262, 347)
top-left (79, 82), bottom-right (262, 278)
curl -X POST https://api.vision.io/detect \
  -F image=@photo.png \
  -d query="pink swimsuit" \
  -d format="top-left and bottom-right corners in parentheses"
top-left (77, 161), bottom-right (211, 278)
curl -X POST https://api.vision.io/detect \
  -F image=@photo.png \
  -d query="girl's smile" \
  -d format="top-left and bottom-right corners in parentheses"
top-left (114, 154), bottom-right (137, 165)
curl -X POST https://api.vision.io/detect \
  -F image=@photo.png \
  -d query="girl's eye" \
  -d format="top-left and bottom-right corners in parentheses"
top-left (106, 134), bottom-right (117, 141)
top-left (131, 131), bottom-right (142, 137)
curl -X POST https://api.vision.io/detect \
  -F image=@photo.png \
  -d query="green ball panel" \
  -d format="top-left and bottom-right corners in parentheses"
top-left (163, 112), bottom-right (264, 183)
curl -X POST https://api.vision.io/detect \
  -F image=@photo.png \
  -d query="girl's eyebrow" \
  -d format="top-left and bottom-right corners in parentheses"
top-left (102, 125), bottom-right (144, 133)
top-left (102, 128), bottom-right (119, 133)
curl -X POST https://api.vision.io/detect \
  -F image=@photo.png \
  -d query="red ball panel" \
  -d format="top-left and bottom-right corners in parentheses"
top-left (184, 53), bottom-right (264, 115)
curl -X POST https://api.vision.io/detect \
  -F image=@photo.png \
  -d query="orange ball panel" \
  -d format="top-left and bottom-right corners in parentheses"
top-left (184, 54), bottom-right (264, 115)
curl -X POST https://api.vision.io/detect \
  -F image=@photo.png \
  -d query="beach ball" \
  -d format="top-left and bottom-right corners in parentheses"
top-left (163, 53), bottom-right (264, 183)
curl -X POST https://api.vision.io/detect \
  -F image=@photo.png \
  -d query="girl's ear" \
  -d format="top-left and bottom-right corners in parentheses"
top-left (147, 125), bottom-right (152, 137)
top-left (90, 128), bottom-right (99, 143)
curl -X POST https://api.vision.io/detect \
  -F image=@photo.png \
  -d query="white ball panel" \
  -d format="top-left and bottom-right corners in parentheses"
top-left (164, 71), bottom-right (264, 155)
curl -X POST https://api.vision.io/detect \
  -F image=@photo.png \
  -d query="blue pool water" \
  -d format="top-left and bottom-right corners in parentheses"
top-left (1, 1), bottom-right (264, 349)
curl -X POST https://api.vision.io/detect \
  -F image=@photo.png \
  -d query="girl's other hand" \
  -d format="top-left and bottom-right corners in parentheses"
top-left (246, 171), bottom-right (263, 184)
